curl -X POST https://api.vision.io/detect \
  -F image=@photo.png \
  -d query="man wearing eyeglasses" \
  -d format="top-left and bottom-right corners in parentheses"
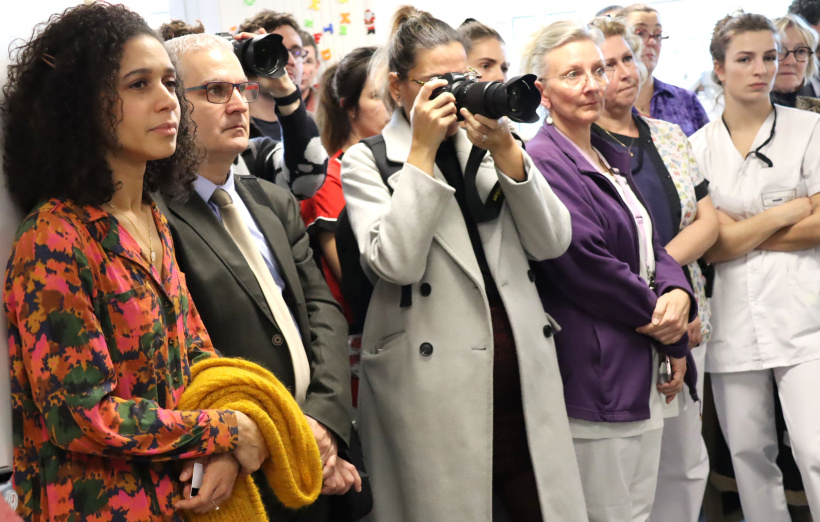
top-left (623, 3), bottom-right (710, 137)
top-left (238, 11), bottom-right (310, 142)
top-left (160, 33), bottom-right (360, 520)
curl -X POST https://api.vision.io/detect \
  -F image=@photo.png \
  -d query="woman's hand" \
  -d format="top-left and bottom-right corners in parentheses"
top-left (460, 109), bottom-right (515, 153)
top-left (636, 288), bottom-right (691, 345)
top-left (234, 411), bottom-right (270, 476)
top-left (657, 355), bottom-right (687, 404)
top-left (687, 316), bottom-right (703, 348)
top-left (460, 108), bottom-right (525, 180)
top-left (406, 79), bottom-right (458, 175)
top-left (175, 453), bottom-right (241, 513)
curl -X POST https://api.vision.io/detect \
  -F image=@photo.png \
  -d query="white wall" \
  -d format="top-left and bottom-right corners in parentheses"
top-left (169, 0), bottom-right (791, 86)
top-left (0, 0), bottom-right (174, 473)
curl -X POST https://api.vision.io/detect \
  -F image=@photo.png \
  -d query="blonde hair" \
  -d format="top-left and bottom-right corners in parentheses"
top-left (520, 20), bottom-right (602, 80)
top-left (588, 16), bottom-right (649, 84)
top-left (773, 13), bottom-right (819, 82)
top-left (370, 5), bottom-right (461, 112)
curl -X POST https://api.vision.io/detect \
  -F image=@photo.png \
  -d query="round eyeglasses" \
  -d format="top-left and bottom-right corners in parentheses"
top-left (778, 46), bottom-right (814, 62)
top-left (540, 67), bottom-right (616, 90)
top-left (184, 81), bottom-right (260, 104)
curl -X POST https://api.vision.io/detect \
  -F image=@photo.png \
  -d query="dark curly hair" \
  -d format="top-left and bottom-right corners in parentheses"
top-left (2, 3), bottom-right (200, 213)
top-left (159, 19), bottom-right (206, 41)
top-left (789, 0), bottom-right (820, 27)
top-left (238, 10), bottom-right (301, 34)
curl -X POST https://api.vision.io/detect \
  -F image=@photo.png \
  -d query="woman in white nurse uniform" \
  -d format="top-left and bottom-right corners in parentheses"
top-left (691, 13), bottom-right (820, 522)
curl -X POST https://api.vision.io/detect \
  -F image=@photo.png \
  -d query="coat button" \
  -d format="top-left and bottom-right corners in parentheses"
top-left (272, 334), bottom-right (284, 346)
top-left (543, 324), bottom-right (554, 338)
top-left (420, 283), bottom-right (432, 296)
top-left (419, 342), bottom-right (434, 356)
top-left (528, 269), bottom-right (536, 282)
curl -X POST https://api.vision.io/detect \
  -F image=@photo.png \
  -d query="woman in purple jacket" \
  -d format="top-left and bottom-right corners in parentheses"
top-left (521, 20), bottom-right (698, 521)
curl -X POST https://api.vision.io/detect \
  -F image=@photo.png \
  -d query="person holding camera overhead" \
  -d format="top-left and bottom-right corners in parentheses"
top-left (340, 6), bottom-right (586, 521)
top-left (522, 20), bottom-right (698, 521)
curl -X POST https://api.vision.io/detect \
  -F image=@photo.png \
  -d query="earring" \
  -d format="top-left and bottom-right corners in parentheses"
top-left (546, 113), bottom-right (554, 125)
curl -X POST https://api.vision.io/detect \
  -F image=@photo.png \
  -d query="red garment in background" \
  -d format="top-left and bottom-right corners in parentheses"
top-left (300, 150), bottom-right (361, 405)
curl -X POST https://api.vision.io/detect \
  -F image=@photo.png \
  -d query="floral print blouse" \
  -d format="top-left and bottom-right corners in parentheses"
top-left (4, 199), bottom-right (238, 521)
top-left (644, 116), bottom-right (712, 343)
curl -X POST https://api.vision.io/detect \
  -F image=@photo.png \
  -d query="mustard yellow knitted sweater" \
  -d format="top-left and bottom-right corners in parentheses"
top-left (177, 357), bottom-right (323, 521)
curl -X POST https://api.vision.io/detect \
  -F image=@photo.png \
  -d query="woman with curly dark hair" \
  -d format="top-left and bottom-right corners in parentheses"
top-left (3, 4), bottom-right (269, 520)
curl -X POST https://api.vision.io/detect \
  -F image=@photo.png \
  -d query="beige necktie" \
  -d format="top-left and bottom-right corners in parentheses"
top-left (210, 188), bottom-right (310, 404)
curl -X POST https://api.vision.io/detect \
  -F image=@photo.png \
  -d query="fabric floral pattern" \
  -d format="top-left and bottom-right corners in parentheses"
top-left (644, 117), bottom-right (712, 343)
top-left (4, 199), bottom-right (239, 521)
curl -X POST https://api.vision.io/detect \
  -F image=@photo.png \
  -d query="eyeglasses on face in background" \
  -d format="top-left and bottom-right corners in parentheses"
top-left (184, 81), bottom-right (260, 104)
top-left (635, 30), bottom-right (669, 43)
top-left (778, 46), bottom-right (814, 62)
top-left (288, 47), bottom-right (308, 61)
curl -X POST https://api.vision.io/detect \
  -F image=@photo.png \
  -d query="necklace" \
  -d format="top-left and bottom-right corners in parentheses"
top-left (601, 127), bottom-right (636, 157)
top-left (106, 201), bottom-right (157, 265)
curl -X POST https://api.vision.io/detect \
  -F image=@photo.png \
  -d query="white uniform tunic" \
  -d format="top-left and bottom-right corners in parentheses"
top-left (690, 105), bottom-right (820, 373)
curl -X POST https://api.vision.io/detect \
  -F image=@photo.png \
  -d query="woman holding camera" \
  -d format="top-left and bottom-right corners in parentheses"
top-left (523, 20), bottom-right (698, 521)
top-left (3, 4), bottom-right (269, 519)
top-left (340, 6), bottom-right (585, 521)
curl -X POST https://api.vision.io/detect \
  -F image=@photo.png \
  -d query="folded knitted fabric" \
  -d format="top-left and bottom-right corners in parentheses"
top-left (177, 357), bottom-right (322, 521)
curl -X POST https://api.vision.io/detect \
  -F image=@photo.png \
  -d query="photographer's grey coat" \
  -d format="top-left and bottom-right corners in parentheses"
top-left (341, 111), bottom-right (588, 522)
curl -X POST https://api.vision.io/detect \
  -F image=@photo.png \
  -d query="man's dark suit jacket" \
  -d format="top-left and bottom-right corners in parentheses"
top-left (156, 175), bottom-right (351, 445)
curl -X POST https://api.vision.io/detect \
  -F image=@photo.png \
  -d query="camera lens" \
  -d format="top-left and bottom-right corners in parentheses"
top-left (232, 34), bottom-right (288, 78)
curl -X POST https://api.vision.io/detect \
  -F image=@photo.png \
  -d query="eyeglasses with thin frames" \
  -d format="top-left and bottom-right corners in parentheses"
top-left (540, 67), bottom-right (616, 90)
top-left (405, 67), bottom-right (482, 86)
top-left (778, 46), bottom-right (814, 62)
top-left (288, 47), bottom-right (308, 62)
top-left (635, 30), bottom-right (669, 43)
top-left (184, 81), bottom-right (260, 104)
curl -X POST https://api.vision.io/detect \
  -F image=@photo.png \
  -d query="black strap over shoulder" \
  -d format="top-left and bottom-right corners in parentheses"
top-left (359, 135), bottom-right (412, 308)
top-left (361, 135), bottom-right (403, 189)
top-left (462, 145), bottom-right (504, 223)
top-left (236, 173), bottom-right (272, 208)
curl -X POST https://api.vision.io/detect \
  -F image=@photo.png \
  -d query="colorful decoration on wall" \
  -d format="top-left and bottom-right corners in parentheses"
top-left (308, 0), bottom-right (320, 11)
top-left (314, 33), bottom-right (323, 44)
top-left (243, 0), bottom-right (256, 5)
top-left (340, 25), bottom-right (348, 35)
top-left (364, 10), bottom-right (376, 35)
top-left (321, 49), bottom-right (332, 61)
top-left (340, 12), bottom-right (351, 24)
top-left (339, 0), bottom-right (349, 3)
top-left (304, 19), bottom-right (314, 28)
top-left (323, 23), bottom-right (334, 34)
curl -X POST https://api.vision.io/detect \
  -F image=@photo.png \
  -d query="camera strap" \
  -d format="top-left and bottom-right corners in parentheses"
top-left (463, 145), bottom-right (505, 223)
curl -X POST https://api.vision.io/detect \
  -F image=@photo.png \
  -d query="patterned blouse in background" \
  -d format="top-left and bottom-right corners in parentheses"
top-left (638, 77), bottom-right (710, 137)
top-left (643, 116), bottom-right (712, 343)
top-left (3, 199), bottom-right (239, 521)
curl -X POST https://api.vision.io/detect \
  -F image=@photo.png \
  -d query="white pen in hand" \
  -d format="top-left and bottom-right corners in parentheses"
top-left (190, 462), bottom-right (204, 497)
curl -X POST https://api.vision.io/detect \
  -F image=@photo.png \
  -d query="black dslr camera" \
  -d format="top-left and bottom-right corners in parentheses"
top-left (431, 73), bottom-right (541, 123)
top-left (216, 32), bottom-right (289, 78)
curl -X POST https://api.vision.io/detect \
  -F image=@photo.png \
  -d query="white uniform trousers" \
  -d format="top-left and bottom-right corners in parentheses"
top-left (648, 344), bottom-right (709, 522)
top-left (711, 358), bottom-right (820, 522)
top-left (573, 428), bottom-right (664, 522)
